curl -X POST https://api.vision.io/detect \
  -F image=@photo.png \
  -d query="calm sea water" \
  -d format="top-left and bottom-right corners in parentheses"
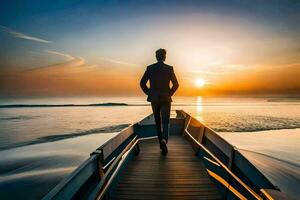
top-left (0, 96), bottom-right (299, 199)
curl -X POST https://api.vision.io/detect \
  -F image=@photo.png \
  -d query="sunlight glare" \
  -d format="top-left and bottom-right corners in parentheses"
top-left (195, 78), bottom-right (206, 87)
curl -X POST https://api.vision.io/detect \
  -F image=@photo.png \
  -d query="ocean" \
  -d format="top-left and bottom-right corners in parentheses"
top-left (0, 96), bottom-right (299, 199)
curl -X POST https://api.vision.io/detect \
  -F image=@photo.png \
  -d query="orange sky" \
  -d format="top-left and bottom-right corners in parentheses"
top-left (1, 1), bottom-right (300, 97)
top-left (1, 58), bottom-right (299, 97)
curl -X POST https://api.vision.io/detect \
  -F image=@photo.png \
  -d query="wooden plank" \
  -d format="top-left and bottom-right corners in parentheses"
top-left (110, 136), bottom-right (222, 200)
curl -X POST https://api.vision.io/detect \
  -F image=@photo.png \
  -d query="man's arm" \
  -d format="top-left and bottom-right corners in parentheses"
top-left (170, 67), bottom-right (179, 96)
top-left (140, 67), bottom-right (150, 95)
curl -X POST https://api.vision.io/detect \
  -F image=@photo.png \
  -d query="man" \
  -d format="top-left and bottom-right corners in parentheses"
top-left (140, 48), bottom-right (179, 155)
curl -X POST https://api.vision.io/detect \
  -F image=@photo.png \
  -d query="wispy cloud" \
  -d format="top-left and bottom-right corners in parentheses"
top-left (254, 62), bottom-right (300, 71)
top-left (99, 57), bottom-right (138, 66)
top-left (0, 25), bottom-right (53, 44)
top-left (45, 50), bottom-right (74, 60)
top-left (189, 64), bottom-right (252, 75)
top-left (23, 56), bottom-right (86, 72)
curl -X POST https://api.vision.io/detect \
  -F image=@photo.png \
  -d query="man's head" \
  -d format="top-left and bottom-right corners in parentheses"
top-left (156, 48), bottom-right (166, 62)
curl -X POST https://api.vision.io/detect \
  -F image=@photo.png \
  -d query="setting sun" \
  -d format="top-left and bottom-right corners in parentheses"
top-left (195, 78), bottom-right (206, 87)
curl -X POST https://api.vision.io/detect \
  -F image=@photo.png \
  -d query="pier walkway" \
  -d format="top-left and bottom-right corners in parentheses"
top-left (110, 136), bottom-right (222, 200)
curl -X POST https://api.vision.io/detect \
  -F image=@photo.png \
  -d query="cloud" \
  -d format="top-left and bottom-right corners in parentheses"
top-left (0, 25), bottom-right (53, 44)
top-left (99, 57), bottom-right (138, 66)
top-left (188, 70), bottom-right (220, 75)
top-left (45, 50), bottom-right (74, 60)
top-left (24, 56), bottom-right (86, 72)
top-left (22, 50), bottom-right (91, 72)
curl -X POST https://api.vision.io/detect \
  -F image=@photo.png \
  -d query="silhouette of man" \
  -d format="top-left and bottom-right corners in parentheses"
top-left (140, 48), bottom-right (179, 155)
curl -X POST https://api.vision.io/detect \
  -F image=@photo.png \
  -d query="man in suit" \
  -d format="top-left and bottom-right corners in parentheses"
top-left (140, 48), bottom-right (179, 155)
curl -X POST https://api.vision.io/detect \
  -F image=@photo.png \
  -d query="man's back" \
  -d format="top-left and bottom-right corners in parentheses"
top-left (140, 48), bottom-right (179, 155)
top-left (140, 61), bottom-right (178, 102)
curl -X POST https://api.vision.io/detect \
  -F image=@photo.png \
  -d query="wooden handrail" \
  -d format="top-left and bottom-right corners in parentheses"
top-left (96, 139), bottom-right (139, 200)
top-left (102, 157), bottom-right (116, 171)
top-left (90, 135), bottom-right (138, 199)
top-left (184, 117), bottom-right (263, 200)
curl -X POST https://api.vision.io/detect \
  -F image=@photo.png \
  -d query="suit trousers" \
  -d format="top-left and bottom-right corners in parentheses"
top-left (151, 101), bottom-right (171, 143)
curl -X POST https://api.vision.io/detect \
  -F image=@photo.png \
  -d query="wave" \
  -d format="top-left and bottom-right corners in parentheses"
top-left (0, 102), bottom-right (131, 108)
top-left (205, 115), bottom-right (300, 132)
top-left (0, 124), bottom-right (130, 151)
top-left (268, 98), bottom-right (300, 102)
top-left (214, 126), bottom-right (300, 132)
top-left (2, 102), bottom-right (300, 108)
top-left (0, 115), bottom-right (40, 121)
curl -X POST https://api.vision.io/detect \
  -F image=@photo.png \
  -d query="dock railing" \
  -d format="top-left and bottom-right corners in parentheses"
top-left (43, 123), bottom-right (140, 200)
top-left (177, 110), bottom-right (282, 200)
top-left (44, 110), bottom-right (290, 200)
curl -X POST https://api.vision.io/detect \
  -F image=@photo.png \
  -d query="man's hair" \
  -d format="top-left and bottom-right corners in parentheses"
top-left (156, 48), bottom-right (166, 62)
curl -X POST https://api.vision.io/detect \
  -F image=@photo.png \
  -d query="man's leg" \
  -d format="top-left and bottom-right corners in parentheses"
top-left (151, 102), bottom-right (162, 143)
top-left (161, 101), bottom-right (171, 143)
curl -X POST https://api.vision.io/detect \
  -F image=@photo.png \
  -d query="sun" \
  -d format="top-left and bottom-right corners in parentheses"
top-left (194, 78), bottom-right (206, 87)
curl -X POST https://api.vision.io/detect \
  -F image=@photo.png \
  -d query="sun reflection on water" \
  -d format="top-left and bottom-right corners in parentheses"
top-left (196, 96), bottom-right (203, 122)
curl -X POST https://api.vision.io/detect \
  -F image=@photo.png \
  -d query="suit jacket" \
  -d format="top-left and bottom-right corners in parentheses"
top-left (140, 61), bottom-right (179, 102)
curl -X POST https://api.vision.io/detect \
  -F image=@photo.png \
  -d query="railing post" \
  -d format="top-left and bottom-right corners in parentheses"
top-left (90, 149), bottom-right (105, 179)
top-left (91, 150), bottom-right (110, 200)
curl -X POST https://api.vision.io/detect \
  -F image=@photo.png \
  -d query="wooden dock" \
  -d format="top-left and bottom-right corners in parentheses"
top-left (110, 136), bottom-right (222, 200)
top-left (44, 111), bottom-right (283, 200)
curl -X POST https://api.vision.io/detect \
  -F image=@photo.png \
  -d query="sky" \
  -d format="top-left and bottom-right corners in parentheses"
top-left (0, 0), bottom-right (299, 97)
